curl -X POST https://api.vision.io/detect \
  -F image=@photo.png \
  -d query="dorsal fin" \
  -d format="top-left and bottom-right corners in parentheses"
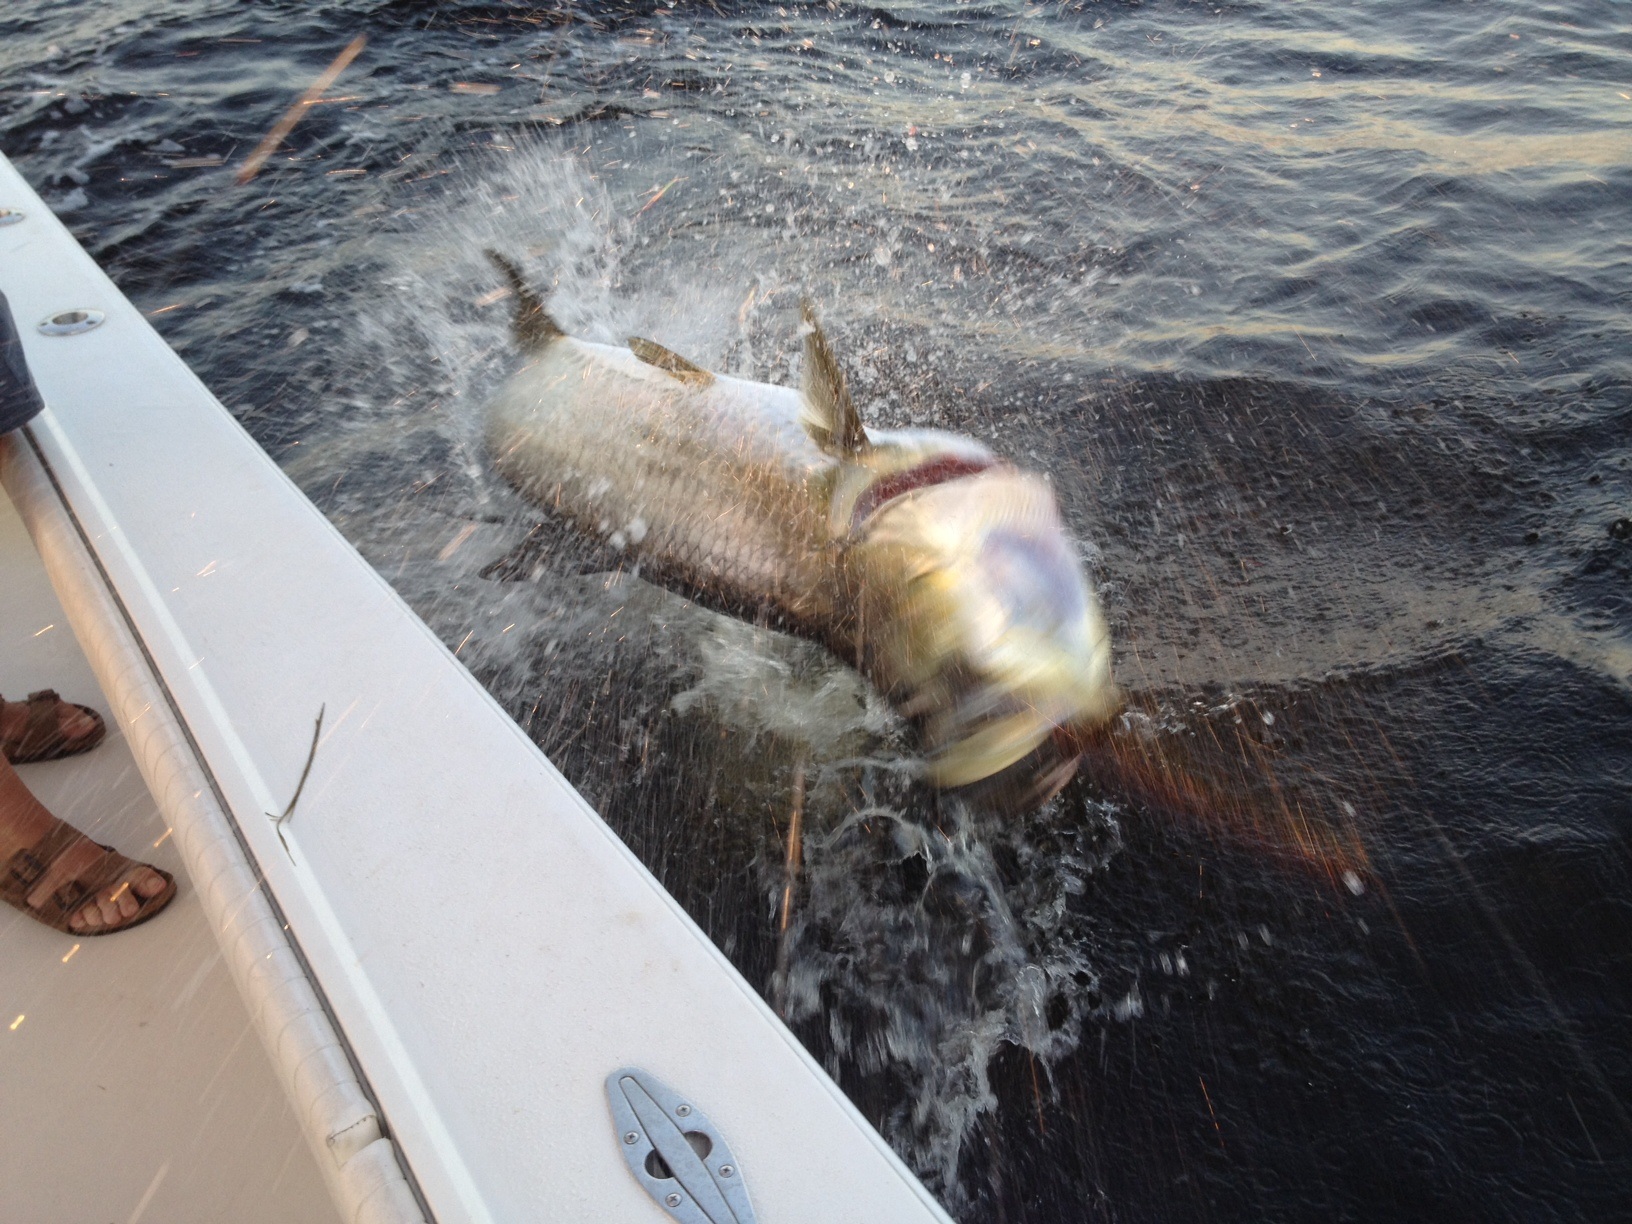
top-left (485, 249), bottom-right (563, 352)
top-left (627, 336), bottom-right (715, 387)
top-left (799, 300), bottom-right (867, 456)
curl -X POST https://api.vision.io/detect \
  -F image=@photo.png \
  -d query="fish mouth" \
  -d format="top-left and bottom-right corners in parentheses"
top-left (923, 689), bottom-right (1121, 807)
top-left (941, 726), bottom-right (1084, 815)
top-left (848, 455), bottom-right (996, 536)
top-left (943, 715), bottom-right (1128, 815)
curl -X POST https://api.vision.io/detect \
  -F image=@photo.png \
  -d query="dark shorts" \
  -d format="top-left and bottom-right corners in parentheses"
top-left (1, 288), bottom-right (45, 435)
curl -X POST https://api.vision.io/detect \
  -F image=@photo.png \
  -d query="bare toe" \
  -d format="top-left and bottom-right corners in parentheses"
top-left (108, 879), bottom-right (139, 921)
top-left (133, 867), bottom-right (168, 898)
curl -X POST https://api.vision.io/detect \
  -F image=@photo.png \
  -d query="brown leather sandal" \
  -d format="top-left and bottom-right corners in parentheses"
top-left (0, 689), bottom-right (106, 764)
top-left (1, 820), bottom-right (176, 935)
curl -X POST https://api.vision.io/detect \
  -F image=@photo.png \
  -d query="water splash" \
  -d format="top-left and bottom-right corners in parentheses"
top-left (773, 784), bottom-right (1124, 1200)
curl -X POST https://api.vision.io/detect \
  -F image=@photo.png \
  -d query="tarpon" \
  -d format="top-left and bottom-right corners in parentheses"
top-left (484, 252), bottom-right (1119, 810)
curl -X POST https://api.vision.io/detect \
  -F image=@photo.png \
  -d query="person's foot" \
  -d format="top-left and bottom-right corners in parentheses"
top-left (25, 835), bottom-right (172, 932)
top-left (1, 752), bottom-right (174, 934)
top-left (0, 691), bottom-right (104, 763)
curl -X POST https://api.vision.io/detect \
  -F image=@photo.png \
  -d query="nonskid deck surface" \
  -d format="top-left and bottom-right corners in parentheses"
top-left (0, 491), bottom-right (337, 1223)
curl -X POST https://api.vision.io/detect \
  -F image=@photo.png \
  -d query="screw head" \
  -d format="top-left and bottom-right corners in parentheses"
top-left (675, 1103), bottom-right (691, 1117)
top-left (718, 1164), bottom-right (734, 1177)
top-left (623, 1131), bottom-right (640, 1145)
top-left (665, 1192), bottom-right (683, 1208)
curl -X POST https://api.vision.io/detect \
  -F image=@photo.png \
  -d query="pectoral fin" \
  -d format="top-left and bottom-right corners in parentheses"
top-left (799, 300), bottom-right (867, 455)
top-left (628, 336), bottom-right (715, 387)
top-left (485, 250), bottom-right (563, 352)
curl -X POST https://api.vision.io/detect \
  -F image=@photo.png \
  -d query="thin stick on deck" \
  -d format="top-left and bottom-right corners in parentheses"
top-left (270, 705), bottom-right (325, 862)
top-left (235, 36), bottom-right (367, 185)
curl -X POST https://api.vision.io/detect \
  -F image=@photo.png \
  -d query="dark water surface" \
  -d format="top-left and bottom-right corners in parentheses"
top-left (4, 2), bottom-right (1629, 1220)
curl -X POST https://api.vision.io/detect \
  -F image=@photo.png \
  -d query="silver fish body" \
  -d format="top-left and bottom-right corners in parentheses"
top-left (490, 336), bottom-right (843, 626)
top-left (485, 257), bottom-right (1118, 808)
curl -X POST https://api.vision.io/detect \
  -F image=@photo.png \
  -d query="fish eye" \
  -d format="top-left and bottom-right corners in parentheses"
top-left (977, 528), bottom-right (1087, 633)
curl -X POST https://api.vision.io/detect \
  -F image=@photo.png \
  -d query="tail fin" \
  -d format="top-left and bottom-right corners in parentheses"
top-left (485, 250), bottom-right (563, 352)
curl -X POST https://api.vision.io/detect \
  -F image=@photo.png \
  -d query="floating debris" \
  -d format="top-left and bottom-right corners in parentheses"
top-left (235, 35), bottom-right (367, 185)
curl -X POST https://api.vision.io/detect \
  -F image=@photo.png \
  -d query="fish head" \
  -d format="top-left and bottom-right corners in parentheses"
top-left (845, 455), bottom-right (1120, 810)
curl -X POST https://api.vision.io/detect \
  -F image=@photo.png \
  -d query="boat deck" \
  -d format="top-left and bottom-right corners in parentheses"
top-left (0, 488), bottom-right (337, 1223)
